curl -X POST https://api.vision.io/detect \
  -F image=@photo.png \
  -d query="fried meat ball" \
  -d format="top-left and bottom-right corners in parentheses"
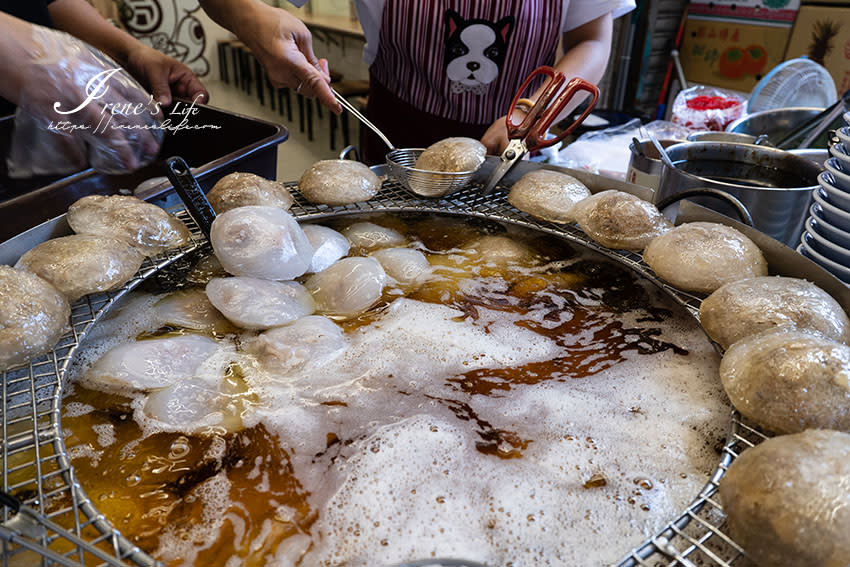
top-left (206, 172), bottom-right (294, 213)
top-left (643, 222), bottom-right (767, 293)
top-left (507, 169), bottom-right (591, 223)
top-left (571, 190), bottom-right (672, 250)
top-left (700, 276), bottom-right (850, 349)
top-left (0, 265), bottom-right (70, 371)
top-left (719, 429), bottom-right (850, 567)
top-left (298, 160), bottom-right (380, 205)
top-left (67, 194), bottom-right (190, 256)
top-left (719, 327), bottom-right (850, 433)
top-left (15, 235), bottom-right (144, 301)
top-left (414, 137), bottom-right (486, 173)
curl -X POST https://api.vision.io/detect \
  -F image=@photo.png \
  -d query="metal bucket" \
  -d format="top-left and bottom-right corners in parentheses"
top-left (656, 142), bottom-right (823, 247)
top-left (686, 131), bottom-right (762, 144)
top-left (625, 138), bottom-right (684, 189)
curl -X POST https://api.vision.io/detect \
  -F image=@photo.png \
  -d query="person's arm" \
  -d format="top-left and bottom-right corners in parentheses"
top-left (480, 12), bottom-right (613, 155)
top-left (48, 0), bottom-right (207, 105)
top-left (0, 12), bottom-right (163, 171)
top-left (0, 12), bottom-right (37, 104)
top-left (199, 0), bottom-right (340, 113)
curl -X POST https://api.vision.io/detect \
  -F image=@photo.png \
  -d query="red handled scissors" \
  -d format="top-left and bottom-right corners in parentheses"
top-left (481, 66), bottom-right (599, 195)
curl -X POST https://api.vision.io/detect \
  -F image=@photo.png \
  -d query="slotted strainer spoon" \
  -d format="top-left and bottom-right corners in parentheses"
top-left (332, 88), bottom-right (480, 198)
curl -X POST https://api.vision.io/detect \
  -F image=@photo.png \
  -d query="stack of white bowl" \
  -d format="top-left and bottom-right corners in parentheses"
top-left (799, 114), bottom-right (850, 283)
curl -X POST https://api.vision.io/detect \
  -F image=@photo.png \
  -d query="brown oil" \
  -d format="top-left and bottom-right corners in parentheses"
top-left (62, 213), bottom-right (694, 566)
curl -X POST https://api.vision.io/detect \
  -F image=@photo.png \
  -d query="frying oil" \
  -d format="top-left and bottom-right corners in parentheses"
top-left (61, 213), bottom-right (726, 567)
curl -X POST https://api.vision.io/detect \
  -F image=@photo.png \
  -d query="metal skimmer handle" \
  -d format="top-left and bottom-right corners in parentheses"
top-left (164, 156), bottom-right (217, 239)
top-left (332, 87), bottom-right (396, 151)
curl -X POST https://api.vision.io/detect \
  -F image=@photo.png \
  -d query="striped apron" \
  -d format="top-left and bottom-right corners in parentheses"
top-left (362, 0), bottom-right (564, 163)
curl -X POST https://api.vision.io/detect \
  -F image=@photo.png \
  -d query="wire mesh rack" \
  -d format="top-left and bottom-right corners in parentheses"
top-left (0, 177), bottom-right (769, 567)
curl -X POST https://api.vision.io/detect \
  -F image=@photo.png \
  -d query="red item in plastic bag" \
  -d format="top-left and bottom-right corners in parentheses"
top-left (672, 86), bottom-right (745, 131)
top-left (686, 95), bottom-right (740, 111)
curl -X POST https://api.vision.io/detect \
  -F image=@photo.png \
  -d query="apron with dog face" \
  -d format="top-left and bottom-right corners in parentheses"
top-left (362, 0), bottom-right (564, 163)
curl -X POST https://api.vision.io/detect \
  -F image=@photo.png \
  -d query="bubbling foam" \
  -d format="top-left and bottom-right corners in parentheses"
top-left (293, 309), bottom-right (724, 566)
top-left (245, 298), bottom-right (560, 465)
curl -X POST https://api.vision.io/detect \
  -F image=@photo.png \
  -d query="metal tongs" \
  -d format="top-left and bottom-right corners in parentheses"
top-left (774, 89), bottom-right (850, 149)
top-left (481, 66), bottom-right (599, 195)
top-left (332, 87), bottom-right (396, 151)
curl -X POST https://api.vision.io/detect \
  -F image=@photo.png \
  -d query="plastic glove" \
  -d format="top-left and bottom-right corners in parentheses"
top-left (6, 109), bottom-right (87, 178)
top-left (13, 25), bottom-right (163, 174)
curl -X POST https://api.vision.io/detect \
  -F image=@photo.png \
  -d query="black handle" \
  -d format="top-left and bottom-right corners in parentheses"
top-left (164, 156), bottom-right (216, 239)
top-left (0, 489), bottom-right (21, 513)
top-left (657, 188), bottom-right (755, 227)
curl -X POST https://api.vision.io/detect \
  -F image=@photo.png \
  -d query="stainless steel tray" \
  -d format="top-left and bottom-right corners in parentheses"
top-left (1, 166), bottom-right (845, 567)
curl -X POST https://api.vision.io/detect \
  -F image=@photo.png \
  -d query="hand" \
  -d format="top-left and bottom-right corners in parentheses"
top-left (480, 115), bottom-right (513, 155)
top-left (17, 26), bottom-right (164, 172)
top-left (244, 5), bottom-right (340, 113)
top-left (125, 44), bottom-right (208, 107)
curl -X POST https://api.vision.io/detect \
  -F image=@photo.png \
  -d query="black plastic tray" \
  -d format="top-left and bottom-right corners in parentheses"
top-left (0, 103), bottom-right (288, 243)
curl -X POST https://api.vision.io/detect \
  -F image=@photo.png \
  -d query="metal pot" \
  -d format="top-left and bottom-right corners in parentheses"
top-left (655, 142), bottom-right (823, 247)
top-left (789, 148), bottom-right (830, 166)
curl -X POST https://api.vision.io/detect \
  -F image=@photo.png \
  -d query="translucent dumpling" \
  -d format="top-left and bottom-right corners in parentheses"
top-left (720, 327), bottom-right (850, 433)
top-left (154, 289), bottom-right (232, 333)
top-left (305, 257), bottom-right (387, 318)
top-left (371, 248), bottom-right (431, 285)
top-left (209, 205), bottom-right (313, 280)
top-left (81, 334), bottom-right (219, 393)
top-left (414, 137), bottom-right (486, 173)
top-left (250, 316), bottom-right (347, 375)
top-left (206, 277), bottom-right (316, 330)
top-left (466, 235), bottom-right (537, 265)
top-left (141, 341), bottom-right (252, 433)
top-left (342, 222), bottom-right (406, 252)
top-left (719, 430), bottom-right (850, 567)
top-left (700, 276), bottom-right (850, 349)
top-left (302, 224), bottom-right (350, 273)
top-left (143, 378), bottom-right (246, 433)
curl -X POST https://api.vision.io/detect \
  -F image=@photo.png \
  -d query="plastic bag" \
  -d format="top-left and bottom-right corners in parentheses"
top-left (554, 119), bottom-right (690, 179)
top-left (671, 85), bottom-right (746, 131)
top-left (7, 26), bottom-right (163, 177)
top-left (6, 110), bottom-right (88, 178)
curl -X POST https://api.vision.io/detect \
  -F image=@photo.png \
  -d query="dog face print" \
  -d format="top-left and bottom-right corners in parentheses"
top-left (444, 10), bottom-right (515, 95)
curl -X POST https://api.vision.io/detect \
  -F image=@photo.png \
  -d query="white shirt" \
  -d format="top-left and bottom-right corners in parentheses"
top-left (354, 0), bottom-right (636, 65)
